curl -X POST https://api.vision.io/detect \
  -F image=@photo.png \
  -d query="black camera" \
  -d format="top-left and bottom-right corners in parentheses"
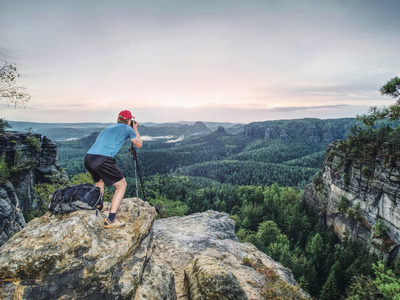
top-left (130, 120), bottom-right (137, 128)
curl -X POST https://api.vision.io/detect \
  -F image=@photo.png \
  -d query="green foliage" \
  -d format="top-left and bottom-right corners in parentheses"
top-left (346, 203), bottom-right (362, 221)
top-left (0, 153), bottom-right (10, 182)
top-left (148, 193), bottom-right (188, 218)
top-left (313, 170), bottom-right (325, 194)
top-left (241, 256), bottom-right (255, 266)
top-left (319, 267), bottom-right (340, 300)
top-left (374, 219), bottom-right (388, 238)
top-left (28, 178), bottom-right (69, 222)
top-left (342, 172), bottom-right (351, 186)
top-left (56, 118), bottom-right (355, 189)
top-left (24, 136), bottom-right (41, 153)
top-left (0, 118), bottom-right (11, 134)
top-left (373, 261), bottom-right (400, 300)
top-left (337, 195), bottom-right (350, 213)
top-left (11, 147), bottom-right (24, 173)
top-left (362, 165), bottom-right (372, 177)
top-left (346, 275), bottom-right (382, 300)
top-left (358, 77), bottom-right (400, 126)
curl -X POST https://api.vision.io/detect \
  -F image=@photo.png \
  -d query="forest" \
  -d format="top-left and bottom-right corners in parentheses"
top-left (29, 116), bottom-right (400, 299)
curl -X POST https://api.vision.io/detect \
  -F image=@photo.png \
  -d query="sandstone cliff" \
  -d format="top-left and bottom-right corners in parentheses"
top-left (303, 140), bottom-right (400, 259)
top-left (0, 198), bottom-right (308, 299)
top-left (0, 133), bottom-right (67, 247)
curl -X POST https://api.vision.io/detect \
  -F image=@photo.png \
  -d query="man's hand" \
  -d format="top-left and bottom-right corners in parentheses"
top-left (132, 120), bottom-right (139, 130)
top-left (130, 120), bottom-right (142, 148)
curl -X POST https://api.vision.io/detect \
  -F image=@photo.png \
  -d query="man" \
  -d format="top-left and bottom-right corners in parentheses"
top-left (84, 110), bottom-right (142, 228)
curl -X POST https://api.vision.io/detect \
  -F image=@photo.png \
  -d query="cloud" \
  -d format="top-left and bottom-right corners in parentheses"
top-left (268, 104), bottom-right (351, 113)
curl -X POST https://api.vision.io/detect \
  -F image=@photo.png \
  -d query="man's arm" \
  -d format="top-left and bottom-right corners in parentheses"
top-left (130, 122), bottom-right (143, 148)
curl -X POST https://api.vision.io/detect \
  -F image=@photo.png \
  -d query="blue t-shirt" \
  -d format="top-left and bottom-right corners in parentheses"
top-left (87, 123), bottom-right (136, 157)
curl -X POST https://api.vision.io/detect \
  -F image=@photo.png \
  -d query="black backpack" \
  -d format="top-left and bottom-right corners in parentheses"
top-left (48, 183), bottom-right (102, 215)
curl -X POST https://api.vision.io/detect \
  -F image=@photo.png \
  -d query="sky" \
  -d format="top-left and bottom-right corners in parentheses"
top-left (0, 0), bottom-right (399, 124)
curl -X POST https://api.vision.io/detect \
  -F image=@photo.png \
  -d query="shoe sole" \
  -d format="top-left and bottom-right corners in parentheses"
top-left (103, 221), bottom-right (125, 228)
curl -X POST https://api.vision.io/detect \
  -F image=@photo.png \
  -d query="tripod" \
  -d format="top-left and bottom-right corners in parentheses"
top-left (123, 143), bottom-right (146, 201)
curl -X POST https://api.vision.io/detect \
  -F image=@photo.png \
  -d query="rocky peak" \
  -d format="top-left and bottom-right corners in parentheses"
top-left (217, 125), bottom-right (226, 133)
top-left (0, 198), bottom-right (309, 299)
top-left (193, 121), bottom-right (208, 131)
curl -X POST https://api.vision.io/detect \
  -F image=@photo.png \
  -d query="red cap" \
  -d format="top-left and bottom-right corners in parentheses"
top-left (118, 110), bottom-right (134, 120)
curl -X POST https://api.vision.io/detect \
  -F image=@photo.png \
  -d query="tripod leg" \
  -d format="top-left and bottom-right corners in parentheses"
top-left (134, 160), bottom-right (139, 200)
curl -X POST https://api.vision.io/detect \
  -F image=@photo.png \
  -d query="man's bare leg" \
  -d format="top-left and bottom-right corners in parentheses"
top-left (110, 178), bottom-right (127, 214)
top-left (95, 179), bottom-right (104, 198)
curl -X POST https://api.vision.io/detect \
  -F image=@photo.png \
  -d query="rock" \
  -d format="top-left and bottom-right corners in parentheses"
top-left (184, 255), bottom-right (248, 300)
top-left (0, 198), bottom-right (157, 299)
top-left (0, 181), bottom-right (26, 247)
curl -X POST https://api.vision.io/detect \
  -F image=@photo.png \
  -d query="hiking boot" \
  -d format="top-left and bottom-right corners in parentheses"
top-left (103, 218), bottom-right (125, 228)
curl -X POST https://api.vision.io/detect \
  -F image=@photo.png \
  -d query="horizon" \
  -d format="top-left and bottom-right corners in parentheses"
top-left (7, 115), bottom-right (358, 127)
top-left (1, 0), bottom-right (399, 123)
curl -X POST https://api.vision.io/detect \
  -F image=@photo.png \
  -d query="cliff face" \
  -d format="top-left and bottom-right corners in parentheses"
top-left (0, 133), bottom-right (67, 247)
top-left (0, 181), bottom-right (26, 248)
top-left (0, 199), bottom-right (309, 300)
top-left (303, 140), bottom-right (400, 258)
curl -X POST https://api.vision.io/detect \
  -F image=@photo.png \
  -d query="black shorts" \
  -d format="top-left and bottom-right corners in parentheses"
top-left (84, 154), bottom-right (124, 187)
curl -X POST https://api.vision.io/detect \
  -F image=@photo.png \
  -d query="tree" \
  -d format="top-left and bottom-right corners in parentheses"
top-left (0, 61), bottom-right (31, 107)
top-left (373, 261), bottom-right (400, 300)
top-left (358, 77), bottom-right (400, 126)
top-left (0, 118), bottom-right (11, 134)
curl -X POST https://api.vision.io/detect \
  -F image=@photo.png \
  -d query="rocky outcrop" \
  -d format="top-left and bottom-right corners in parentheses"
top-left (0, 133), bottom-right (67, 247)
top-left (0, 199), bottom-right (308, 299)
top-left (0, 133), bottom-right (67, 212)
top-left (303, 140), bottom-right (400, 258)
top-left (0, 198), bottom-right (156, 299)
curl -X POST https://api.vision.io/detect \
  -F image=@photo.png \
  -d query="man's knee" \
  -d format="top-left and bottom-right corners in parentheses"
top-left (114, 178), bottom-right (127, 189)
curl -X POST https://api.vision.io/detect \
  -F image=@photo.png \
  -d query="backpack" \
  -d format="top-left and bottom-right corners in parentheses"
top-left (48, 183), bottom-right (102, 215)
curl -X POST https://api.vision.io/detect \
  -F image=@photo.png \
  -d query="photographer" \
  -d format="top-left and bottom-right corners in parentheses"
top-left (84, 110), bottom-right (142, 228)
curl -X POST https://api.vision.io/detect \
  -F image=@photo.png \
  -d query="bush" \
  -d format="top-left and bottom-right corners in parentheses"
top-left (342, 172), bottom-right (351, 186)
top-left (337, 195), bottom-right (349, 213)
top-left (0, 153), bottom-right (10, 182)
top-left (24, 136), bottom-right (41, 153)
top-left (374, 219), bottom-right (388, 238)
top-left (346, 203), bottom-right (362, 221)
top-left (0, 118), bottom-right (11, 134)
